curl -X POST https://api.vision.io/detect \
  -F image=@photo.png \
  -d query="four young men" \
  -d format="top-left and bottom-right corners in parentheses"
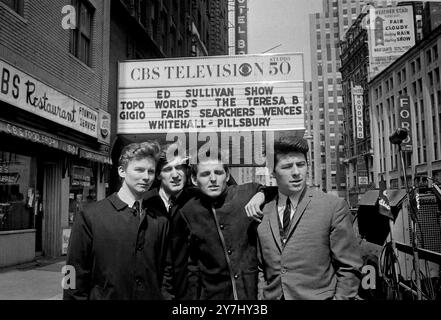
top-left (64, 136), bottom-right (362, 300)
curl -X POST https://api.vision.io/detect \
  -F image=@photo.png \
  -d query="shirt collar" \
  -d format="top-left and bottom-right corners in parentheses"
top-left (159, 187), bottom-right (182, 208)
top-left (117, 188), bottom-right (141, 209)
top-left (277, 190), bottom-right (302, 207)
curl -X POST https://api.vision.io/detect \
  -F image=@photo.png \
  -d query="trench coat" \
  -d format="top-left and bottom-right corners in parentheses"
top-left (63, 193), bottom-right (170, 300)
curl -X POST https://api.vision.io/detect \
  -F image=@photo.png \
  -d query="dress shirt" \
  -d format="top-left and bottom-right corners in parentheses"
top-left (277, 192), bottom-right (300, 227)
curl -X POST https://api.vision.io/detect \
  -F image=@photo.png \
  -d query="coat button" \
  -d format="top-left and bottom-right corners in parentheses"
top-left (137, 245), bottom-right (143, 251)
top-left (219, 224), bottom-right (224, 230)
top-left (136, 277), bottom-right (142, 286)
top-left (227, 249), bottom-right (232, 255)
top-left (234, 274), bottom-right (239, 279)
top-left (281, 268), bottom-right (287, 274)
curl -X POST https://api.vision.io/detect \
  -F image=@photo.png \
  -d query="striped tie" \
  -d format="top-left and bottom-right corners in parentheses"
top-left (283, 197), bottom-right (291, 235)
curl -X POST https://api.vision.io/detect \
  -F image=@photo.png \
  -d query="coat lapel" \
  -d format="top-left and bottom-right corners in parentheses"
top-left (264, 200), bottom-right (282, 253)
top-left (286, 188), bottom-right (313, 241)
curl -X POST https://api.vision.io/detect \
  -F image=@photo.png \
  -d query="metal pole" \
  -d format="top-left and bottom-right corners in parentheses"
top-left (399, 144), bottom-right (422, 300)
top-left (388, 219), bottom-right (401, 298)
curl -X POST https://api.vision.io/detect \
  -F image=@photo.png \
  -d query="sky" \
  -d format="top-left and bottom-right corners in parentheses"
top-left (247, 0), bottom-right (324, 81)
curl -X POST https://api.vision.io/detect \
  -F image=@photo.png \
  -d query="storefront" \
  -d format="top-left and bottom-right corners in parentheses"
top-left (0, 59), bottom-right (111, 267)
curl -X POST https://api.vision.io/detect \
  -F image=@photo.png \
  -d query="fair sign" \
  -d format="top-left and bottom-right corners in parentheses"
top-left (117, 53), bottom-right (305, 134)
top-left (0, 59), bottom-right (98, 138)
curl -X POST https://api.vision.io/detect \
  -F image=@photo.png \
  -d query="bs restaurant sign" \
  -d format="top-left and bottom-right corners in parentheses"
top-left (0, 59), bottom-right (98, 138)
top-left (117, 53), bottom-right (305, 134)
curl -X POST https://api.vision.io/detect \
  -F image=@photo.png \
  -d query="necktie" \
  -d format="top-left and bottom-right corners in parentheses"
top-left (132, 201), bottom-right (140, 217)
top-left (283, 197), bottom-right (291, 235)
top-left (168, 195), bottom-right (176, 213)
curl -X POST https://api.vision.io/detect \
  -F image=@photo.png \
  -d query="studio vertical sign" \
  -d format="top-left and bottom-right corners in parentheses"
top-left (235, 0), bottom-right (247, 54)
top-left (352, 85), bottom-right (364, 139)
top-left (398, 95), bottom-right (412, 151)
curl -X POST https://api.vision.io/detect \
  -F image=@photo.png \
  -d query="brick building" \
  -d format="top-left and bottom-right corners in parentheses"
top-left (0, 0), bottom-right (111, 266)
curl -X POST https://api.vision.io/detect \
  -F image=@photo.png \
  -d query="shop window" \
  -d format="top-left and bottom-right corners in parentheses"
top-left (68, 164), bottom-right (97, 226)
top-left (0, 152), bottom-right (36, 231)
top-left (69, 0), bottom-right (94, 66)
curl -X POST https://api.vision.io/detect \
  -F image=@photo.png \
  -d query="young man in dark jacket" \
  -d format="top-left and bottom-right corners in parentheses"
top-left (63, 141), bottom-right (170, 300)
top-left (174, 154), bottom-right (265, 300)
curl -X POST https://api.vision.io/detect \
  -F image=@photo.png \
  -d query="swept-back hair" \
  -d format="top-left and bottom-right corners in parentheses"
top-left (274, 136), bottom-right (309, 167)
top-left (118, 141), bottom-right (161, 169)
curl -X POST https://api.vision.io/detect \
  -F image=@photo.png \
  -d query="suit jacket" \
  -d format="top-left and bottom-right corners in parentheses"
top-left (63, 193), bottom-right (170, 300)
top-left (257, 187), bottom-right (363, 300)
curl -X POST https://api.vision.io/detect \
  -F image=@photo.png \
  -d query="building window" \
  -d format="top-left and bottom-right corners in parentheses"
top-left (69, 0), bottom-right (93, 66)
top-left (434, 44), bottom-right (439, 60)
top-left (69, 164), bottom-right (97, 226)
top-left (411, 61), bottom-right (416, 74)
top-left (426, 49), bottom-right (432, 64)
top-left (0, 0), bottom-right (24, 15)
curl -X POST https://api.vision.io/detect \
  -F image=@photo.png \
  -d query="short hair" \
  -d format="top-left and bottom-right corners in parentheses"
top-left (274, 136), bottom-right (309, 167)
top-left (118, 141), bottom-right (161, 169)
top-left (156, 142), bottom-right (188, 173)
top-left (190, 150), bottom-right (229, 177)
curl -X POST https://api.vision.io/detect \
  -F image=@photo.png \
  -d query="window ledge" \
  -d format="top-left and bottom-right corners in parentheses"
top-left (0, 229), bottom-right (36, 236)
top-left (68, 53), bottom-right (95, 72)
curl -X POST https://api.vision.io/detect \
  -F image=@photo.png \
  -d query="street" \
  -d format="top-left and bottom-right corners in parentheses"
top-left (0, 258), bottom-right (65, 300)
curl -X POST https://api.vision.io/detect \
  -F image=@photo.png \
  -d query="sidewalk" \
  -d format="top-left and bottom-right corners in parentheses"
top-left (0, 257), bottom-right (65, 300)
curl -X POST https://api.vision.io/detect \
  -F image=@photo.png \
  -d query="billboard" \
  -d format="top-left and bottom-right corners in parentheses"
top-left (0, 59), bottom-right (99, 138)
top-left (367, 5), bottom-right (415, 80)
top-left (117, 53), bottom-right (305, 134)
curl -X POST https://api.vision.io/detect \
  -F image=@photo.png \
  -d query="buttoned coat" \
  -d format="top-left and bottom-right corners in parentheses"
top-left (257, 187), bottom-right (363, 300)
top-left (176, 183), bottom-right (261, 300)
top-left (63, 193), bottom-right (170, 300)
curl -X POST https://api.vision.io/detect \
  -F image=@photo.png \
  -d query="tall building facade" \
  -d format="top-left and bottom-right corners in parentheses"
top-left (309, 0), bottom-right (367, 196)
top-left (370, 24), bottom-right (441, 189)
top-left (304, 81), bottom-right (315, 186)
top-left (340, 12), bottom-right (374, 206)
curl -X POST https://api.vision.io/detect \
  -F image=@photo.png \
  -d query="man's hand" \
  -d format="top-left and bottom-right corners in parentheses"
top-left (245, 191), bottom-right (265, 222)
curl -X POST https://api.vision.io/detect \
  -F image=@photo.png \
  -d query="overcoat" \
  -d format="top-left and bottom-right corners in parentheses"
top-left (63, 193), bottom-right (170, 300)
